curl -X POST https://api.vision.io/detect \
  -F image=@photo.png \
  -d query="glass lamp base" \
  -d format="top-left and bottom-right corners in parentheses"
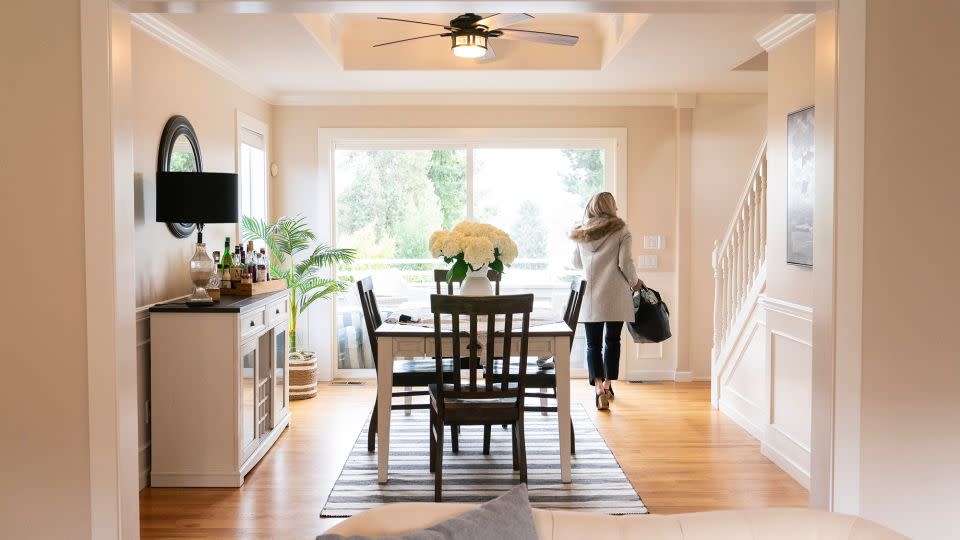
top-left (187, 286), bottom-right (214, 306)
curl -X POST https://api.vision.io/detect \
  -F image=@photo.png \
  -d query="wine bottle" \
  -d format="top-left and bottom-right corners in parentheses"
top-left (222, 238), bottom-right (234, 268)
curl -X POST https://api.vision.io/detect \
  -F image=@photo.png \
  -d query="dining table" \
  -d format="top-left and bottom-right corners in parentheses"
top-left (373, 312), bottom-right (575, 484)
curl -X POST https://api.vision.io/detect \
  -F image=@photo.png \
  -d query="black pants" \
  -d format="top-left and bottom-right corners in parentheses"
top-left (584, 321), bottom-right (623, 385)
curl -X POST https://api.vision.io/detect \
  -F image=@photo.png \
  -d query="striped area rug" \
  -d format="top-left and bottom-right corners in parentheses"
top-left (321, 404), bottom-right (648, 517)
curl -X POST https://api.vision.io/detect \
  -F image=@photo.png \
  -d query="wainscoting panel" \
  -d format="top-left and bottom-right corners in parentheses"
top-left (716, 295), bottom-right (812, 489)
top-left (761, 296), bottom-right (812, 488)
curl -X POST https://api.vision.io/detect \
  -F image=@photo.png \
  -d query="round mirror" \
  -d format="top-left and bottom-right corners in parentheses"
top-left (157, 116), bottom-right (203, 238)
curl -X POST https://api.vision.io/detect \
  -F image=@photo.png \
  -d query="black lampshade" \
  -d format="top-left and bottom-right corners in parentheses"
top-left (156, 171), bottom-right (239, 224)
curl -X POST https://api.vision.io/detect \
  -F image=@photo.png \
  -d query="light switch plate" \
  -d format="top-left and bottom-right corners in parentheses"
top-left (643, 235), bottom-right (666, 250)
top-left (637, 255), bottom-right (659, 269)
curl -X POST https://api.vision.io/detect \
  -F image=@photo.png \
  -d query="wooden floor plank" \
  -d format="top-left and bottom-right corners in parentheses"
top-left (140, 380), bottom-right (807, 538)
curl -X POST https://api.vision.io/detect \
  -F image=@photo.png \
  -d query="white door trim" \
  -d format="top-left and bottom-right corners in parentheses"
top-left (81, 2), bottom-right (139, 538)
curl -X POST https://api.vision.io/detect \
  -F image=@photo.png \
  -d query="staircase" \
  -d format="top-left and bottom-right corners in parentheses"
top-left (711, 141), bottom-right (767, 408)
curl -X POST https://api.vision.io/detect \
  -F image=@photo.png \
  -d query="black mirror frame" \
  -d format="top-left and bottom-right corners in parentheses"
top-left (157, 115), bottom-right (203, 238)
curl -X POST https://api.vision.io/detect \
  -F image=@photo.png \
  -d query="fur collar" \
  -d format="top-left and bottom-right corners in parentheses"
top-left (569, 217), bottom-right (625, 243)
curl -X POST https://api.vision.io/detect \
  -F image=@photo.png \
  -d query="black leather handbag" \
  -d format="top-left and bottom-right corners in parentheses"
top-left (628, 287), bottom-right (672, 343)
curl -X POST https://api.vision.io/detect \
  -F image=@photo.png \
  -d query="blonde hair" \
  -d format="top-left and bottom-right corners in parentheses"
top-left (584, 192), bottom-right (618, 221)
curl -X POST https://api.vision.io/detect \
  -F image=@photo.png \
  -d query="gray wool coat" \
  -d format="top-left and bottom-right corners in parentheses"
top-left (571, 218), bottom-right (640, 323)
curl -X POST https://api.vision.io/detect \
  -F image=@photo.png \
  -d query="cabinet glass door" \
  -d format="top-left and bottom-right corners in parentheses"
top-left (240, 340), bottom-right (258, 459)
top-left (273, 327), bottom-right (288, 422)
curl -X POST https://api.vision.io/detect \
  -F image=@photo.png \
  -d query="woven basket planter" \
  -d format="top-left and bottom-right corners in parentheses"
top-left (289, 351), bottom-right (318, 400)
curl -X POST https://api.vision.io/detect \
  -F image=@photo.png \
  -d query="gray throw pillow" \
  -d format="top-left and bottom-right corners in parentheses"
top-left (317, 483), bottom-right (538, 540)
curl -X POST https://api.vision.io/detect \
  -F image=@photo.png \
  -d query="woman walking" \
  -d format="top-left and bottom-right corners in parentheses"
top-left (571, 192), bottom-right (644, 410)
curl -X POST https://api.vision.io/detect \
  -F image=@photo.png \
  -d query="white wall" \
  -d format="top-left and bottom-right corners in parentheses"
top-left (716, 27), bottom-right (815, 488)
top-left (0, 3), bottom-right (93, 537)
top-left (689, 95), bottom-right (768, 379)
top-left (131, 26), bottom-right (271, 488)
top-left (766, 27), bottom-right (816, 306)
top-left (854, 1), bottom-right (960, 537)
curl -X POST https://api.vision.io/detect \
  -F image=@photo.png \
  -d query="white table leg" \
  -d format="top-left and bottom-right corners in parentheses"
top-left (404, 386), bottom-right (413, 415)
top-left (555, 336), bottom-right (572, 483)
top-left (377, 336), bottom-right (394, 484)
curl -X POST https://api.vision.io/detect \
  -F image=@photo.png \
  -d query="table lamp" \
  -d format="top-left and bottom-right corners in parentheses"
top-left (156, 171), bottom-right (239, 306)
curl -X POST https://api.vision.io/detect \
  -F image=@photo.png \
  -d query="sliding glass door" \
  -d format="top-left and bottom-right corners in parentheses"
top-left (333, 138), bottom-right (616, 377)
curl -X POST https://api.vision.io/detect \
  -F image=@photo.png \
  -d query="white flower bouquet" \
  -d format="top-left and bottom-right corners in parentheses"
top-left (429, 221), bottom-right (519, 283)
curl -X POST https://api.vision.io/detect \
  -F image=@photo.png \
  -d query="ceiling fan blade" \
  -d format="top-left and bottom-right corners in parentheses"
top-left (377, 17), bottom-right (450, 29)
top-left (373, 33), bottom-right (447, 47)
top-left (476, 43), bottom-right (496, 63)
top-left (496, 28), bottom-right (579, 46)
top-left (476, 13), bottom-right (533, 29)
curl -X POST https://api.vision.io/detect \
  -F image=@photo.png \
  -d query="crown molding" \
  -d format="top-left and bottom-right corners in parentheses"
top-left (130, 13), bottom-right (276, 103)
top-left (274, 92), bottom-right (700, 107)
top-left (755, 14), bottom-right (815, 51)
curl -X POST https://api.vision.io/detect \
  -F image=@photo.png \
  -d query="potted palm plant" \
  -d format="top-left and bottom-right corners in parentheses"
top-left (243, 214), bottom-right (355, 399)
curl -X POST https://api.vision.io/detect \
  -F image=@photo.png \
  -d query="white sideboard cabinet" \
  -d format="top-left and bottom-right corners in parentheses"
top-left (149, 290), bottom-right (291, 487)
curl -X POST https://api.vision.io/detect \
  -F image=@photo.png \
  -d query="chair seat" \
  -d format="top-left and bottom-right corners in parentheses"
top-left (428, 383), bottom-right (521, 424)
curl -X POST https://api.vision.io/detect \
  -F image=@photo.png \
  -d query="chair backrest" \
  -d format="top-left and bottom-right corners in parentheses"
top-left (429, 294), bottom-right (533, 403)
top-left (433, 268), bottom-right (502, 295)
top-left (563, 278), bottom-right (587, 331)
top-left (356, 276), bottom-right (382, 366)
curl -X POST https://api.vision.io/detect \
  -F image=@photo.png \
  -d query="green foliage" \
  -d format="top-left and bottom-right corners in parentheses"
top-left (446, 255), bottom-right (468, 283)
top-left (242, 214), bottom-right (356, 352)
top-left (169, 151), bottom-right (198, 172)
top-left (510, 200), bottom-right (548, 259)
top-left (426, 150), bottom-right (467, 229)
top-left (561, 149), bottom-right (605, 207)
top-left (336, 150), bottom-right (444, 259)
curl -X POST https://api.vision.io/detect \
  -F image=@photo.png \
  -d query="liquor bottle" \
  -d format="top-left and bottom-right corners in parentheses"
top-left (234, 245), bottom-right (244, 284)
top-left (258, 247), bottom-right (269, 282)
top-left (246, 240), bottom-right (257, 281)
top-left (221, 239), bottom-right (234, 289)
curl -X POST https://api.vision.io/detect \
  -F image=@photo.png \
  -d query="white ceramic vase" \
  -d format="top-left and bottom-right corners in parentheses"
top-left (460, 265), bottom-right (493, 296)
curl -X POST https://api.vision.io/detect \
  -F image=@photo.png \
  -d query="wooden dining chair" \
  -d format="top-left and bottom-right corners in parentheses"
top-left (357, 277), bottom-right (457, 453)
top-left (433, 268), bottom-right (502, 295)
top-left (484, 278), bottom-right (586, 455)
top-left (428, 293), bottom-right (534, 502)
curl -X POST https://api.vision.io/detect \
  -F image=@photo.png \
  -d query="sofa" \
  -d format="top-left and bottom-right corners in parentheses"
top-left (325, 503), bottom-right (907, 539)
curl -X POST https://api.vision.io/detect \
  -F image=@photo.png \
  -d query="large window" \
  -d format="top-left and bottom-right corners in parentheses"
top-left (332, 135), bottom-right (619, 373)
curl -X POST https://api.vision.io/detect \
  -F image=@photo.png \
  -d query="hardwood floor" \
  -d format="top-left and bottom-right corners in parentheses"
top-left (139, 380), bottom-right (808, 538)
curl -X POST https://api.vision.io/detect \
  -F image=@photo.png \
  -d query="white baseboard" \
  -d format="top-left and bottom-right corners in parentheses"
top-left (627, 370), bottom-right (678, 382)
top-left (674, 371), bottom-right (693, 382)
top-left (150, 472), bottom-right (244, 488)
top-left (719, 398), bottom-right (764, 439)
top-left (762, 440), bottom-right (811, 489)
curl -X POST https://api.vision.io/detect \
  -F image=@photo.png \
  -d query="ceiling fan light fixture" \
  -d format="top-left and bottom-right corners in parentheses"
top-left (451, 33), bottom-right (487, 58)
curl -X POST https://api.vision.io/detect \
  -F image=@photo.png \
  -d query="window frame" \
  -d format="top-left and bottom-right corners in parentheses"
top-left (236, 110), bottom-right (270, 241)
top-left (322, 127), bottom-right (628, 379)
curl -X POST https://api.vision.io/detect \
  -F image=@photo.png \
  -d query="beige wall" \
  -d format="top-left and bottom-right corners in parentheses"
top-left (0, 3), bottom-right (93, 537)
top-left (857, 1), bottom-right (960, 537)
top-left (272, 105), bottom-right (683, 380)
top-left (131, 27), bottom-right (271, 486)
top-left (766, 27), bottom-right (816, 306)
top-left (689, 95), bottom-right (768, 378)
top-left (132, 28), bottom-right (271, 307)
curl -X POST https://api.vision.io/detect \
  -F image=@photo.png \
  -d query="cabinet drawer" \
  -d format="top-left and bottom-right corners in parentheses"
top-left (240, 308), bottom-right (266, 340)
top-left (266, 297), bottom-right (289, 325)
top-left (393, 338), bottom-right (425, 357)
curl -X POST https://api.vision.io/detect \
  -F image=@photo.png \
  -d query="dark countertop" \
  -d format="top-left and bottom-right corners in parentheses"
top-left (148, 289), bottom-right (287, 314)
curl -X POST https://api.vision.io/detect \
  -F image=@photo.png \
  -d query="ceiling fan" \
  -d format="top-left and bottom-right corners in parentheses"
top-left (373, 13), bottom-right (579, 60)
